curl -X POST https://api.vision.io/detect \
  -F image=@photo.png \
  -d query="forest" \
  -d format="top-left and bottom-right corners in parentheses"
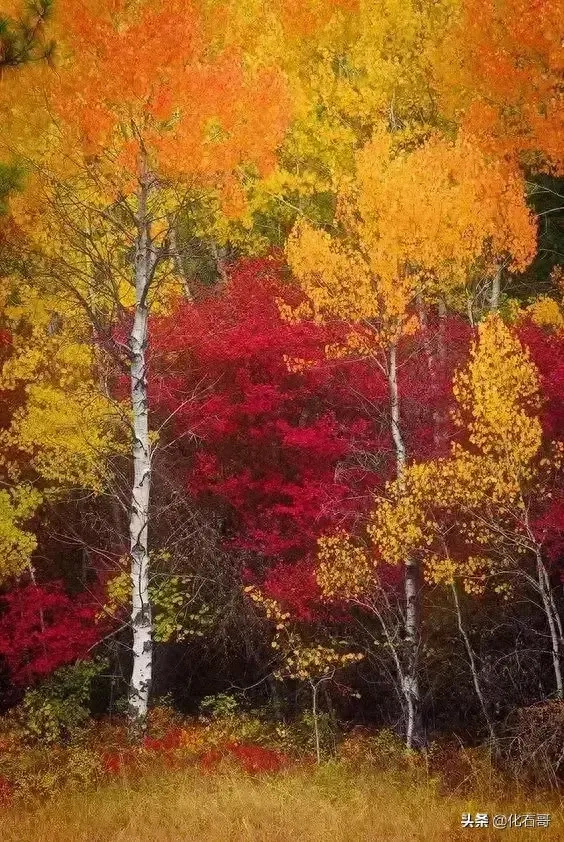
top-left (0, 0), bottom-right (563, 838)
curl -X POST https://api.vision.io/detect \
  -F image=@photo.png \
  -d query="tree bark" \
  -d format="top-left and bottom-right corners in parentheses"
top-left (416, 295), bottom-right (448, 456)
top-left (536, 550), bottom-right (563, 699)
top-left (451, 581), bottom-right (496, 743)
top-left (388, 342), bottom-right (424, 748)
top-left (127, 174), bottom-right (153, 732)
top-left (490, 265), bottom-right (502, 312)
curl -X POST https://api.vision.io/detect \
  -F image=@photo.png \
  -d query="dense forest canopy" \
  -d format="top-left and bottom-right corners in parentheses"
top-left (0, 0), bottom-right (562, 799)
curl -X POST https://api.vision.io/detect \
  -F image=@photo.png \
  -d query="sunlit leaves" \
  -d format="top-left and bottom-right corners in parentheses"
top-left (287, 130), bottom-right (536, 343)
top-left (0, 486), bottom-right (41, 583)
top-left (370, 316), bottom-right (548, 592)
top-left (437, 0), bottom-right (564, 173)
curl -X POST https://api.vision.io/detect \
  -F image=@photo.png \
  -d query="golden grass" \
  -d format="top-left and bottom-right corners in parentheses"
top-left (0, 765), bottom-right (562, 842)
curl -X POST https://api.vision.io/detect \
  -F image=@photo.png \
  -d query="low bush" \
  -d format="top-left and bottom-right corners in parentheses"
top-left (502, 701), bottom-right (564, 788)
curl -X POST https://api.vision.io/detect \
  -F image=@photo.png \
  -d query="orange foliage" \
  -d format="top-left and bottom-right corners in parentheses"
top-left (1, 0), bottom-right (290, 197)
top-left (439, 0), bottom-right (564, 173)
top-left (354, 130), bottom-right (536, 290)
top-left (276, 0), bottom-right (358, 36)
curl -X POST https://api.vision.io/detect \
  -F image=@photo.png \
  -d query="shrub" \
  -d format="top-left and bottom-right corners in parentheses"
top-left (200, 741), bottom-right (290, 774)
top-left (337, 727), bottom-right (418, 771)
top-left (0, 774), bottom-right (13, 804)
top-left (18, 659), bottom-right (107, 744)
top-left (502, 700), bottom-right (564, 788)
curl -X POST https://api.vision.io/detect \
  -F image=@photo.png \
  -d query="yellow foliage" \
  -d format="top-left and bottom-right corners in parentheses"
top-left (355, 132), bottom-right (535, 289)
top-left (244, 584), bottom-right (363, 681)
top-left (453, 314), bottom-right (542, 470)
top-left (3, 384), bottom-right (121, 491)
top-left (316, 532), bottom-right (375, 601)
top-left (279, 643), bottom-right (363, 683)
top-left (371, 316), bottom-right (547, 592)
top-left (282, 355), bottom-right (318, 374)
top-left (523, 296), bottom-right (564, 333)
top-left (286, 132), bottom-right (535, 346)
top-left (0, 280), bottom-right (126, 492)
top-left (0, 486), bottom-right (42, 584)
top-left (100, 569), bottom-right (130, 621)
top-left (210, 0), bottom-right (460, 253)
top-left (422, 554), bottom-right (457, 587)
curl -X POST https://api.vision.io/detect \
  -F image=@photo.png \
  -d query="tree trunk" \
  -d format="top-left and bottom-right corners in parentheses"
top-left (169, 225), bottom-right (193, 302)
top-left (128, 176), bottom-right (153, 733)
top-left (541, 561), bottom-right (564, 649)
top-left (451, 581), bottom-right (496, 743)
top-left (536, 550), bottom-right (563, 699)
top-left (416, 295), bottom-right (448, 456)
top-left (490, 265), bottom-right (502, 312)
top-left (388, 343), bottom-right (424, 748)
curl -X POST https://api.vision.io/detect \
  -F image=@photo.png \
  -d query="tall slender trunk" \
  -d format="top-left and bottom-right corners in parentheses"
top-left (416, 293), bottom-right (435, 381)
top-left (310, 679), bottom-right (322, 764)
top-left (128, 175), bottom-right (153, 732)
top-left (388, 342), bottom-right (424, 748)
top-left (416, 295), bottom-right (448, 456)
top-left (169, 225), bottom-right (193, 302)
top-left (490, 265), bottom-right (502, 312)
top-left (536, 550), bottom-right (563, 699)
top-left (542, 562), bottom-right (564, 648)
top-left (451, 581), bottom-right (496, 743)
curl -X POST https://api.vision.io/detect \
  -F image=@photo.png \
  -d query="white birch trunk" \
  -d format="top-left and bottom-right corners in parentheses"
top-left (128, 175), bottom-right (153, 731)
top-left (388, 342), bottom-right (424, 748)
top-left (536, 550), bottom-right (563, 699)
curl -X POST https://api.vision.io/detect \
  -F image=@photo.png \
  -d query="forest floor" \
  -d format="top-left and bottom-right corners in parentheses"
top-left (0, 764), bottom-right (562, 842)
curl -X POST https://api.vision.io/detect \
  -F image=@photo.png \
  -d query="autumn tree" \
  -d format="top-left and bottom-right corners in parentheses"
top-left (148, 258), bottom-right (382, 706)
top-left (286, 130), bottom-right (536, 747)
top-left (0, 0), bottom-right (59, 589)
top-left (148, 259), bottom-right (476, 726)
top-left (373, 316), bottom-right (564, 708)
top-left (0, 0), bottom-right (55, 222)
top-left (150, 258), bottom-right (381, 571)
top-left (215, 0), bottom-right (456, 254)
top-left (0, 0), bottom-right (289, 731)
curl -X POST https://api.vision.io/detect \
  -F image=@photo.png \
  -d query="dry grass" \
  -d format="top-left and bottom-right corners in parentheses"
top-left (0, 764), bottom-right (562, 842)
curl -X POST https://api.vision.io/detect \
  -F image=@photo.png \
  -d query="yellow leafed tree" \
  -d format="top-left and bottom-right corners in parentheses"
top-left (286, 128), bottom-right (536, 748)
top-left (372, 315), bottom-right (564, 702)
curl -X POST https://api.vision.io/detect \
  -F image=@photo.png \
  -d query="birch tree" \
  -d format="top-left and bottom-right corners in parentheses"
top-left (286, 130), bottom-right (535, 747)
top-left (373, 315), bottom-right (564, 701)
top-left (0, 0), bottom-right (289, 732)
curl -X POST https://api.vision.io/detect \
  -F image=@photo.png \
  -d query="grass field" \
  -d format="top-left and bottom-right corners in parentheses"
top-left (1, 765), bottom-right (562, 842)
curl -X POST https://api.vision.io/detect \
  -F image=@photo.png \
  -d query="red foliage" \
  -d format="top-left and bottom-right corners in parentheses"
top-left (142, 727), bottom-right (184, 753)
top-left (150, 258), bottom-right (384, 616)
top-left (101, 752), bottom-right (124, 775)
top-left (101, 730), bottom-right (288, 778)
top-left (258, 560), bottom-right (322, 621)
top-left (101, 749), bottom-right (139, 775)
top-left (518, 322), bottom-right (564, 569)
top-left (532, 493), bottom-right (564, 567)
top-left (200, 741), bottom-right (288, 774)
top-left (0, 580), bottom-right (108, 687)
top-left (519, 321), bottom-right (564, 441)
top-left (150, 257), bottom-right (473, 618)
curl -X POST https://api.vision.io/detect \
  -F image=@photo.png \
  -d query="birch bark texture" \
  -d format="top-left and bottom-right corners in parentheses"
top-left (128, 175), bottom-right (154, 727)
top-left (388, 343), bottom-right (424, 749)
